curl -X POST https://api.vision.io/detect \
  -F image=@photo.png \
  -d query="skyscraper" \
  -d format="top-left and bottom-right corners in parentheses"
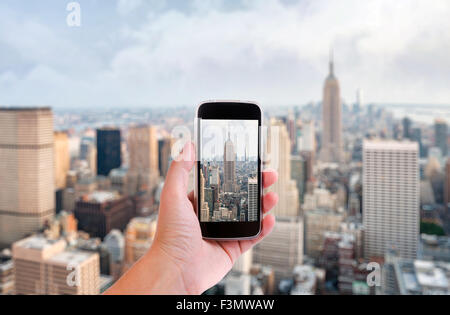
top-left (128, 126), bottom-right (159, 194)
top-left (248, 178), bottom-right (258, 222)
top-left (320, 53), bottom-right (343, 163)
top-left (402, 117), bottom-right (412, 140)
top-left (74, 191), bottom-right (133, 239)
top-left (290, 156), bottom-right (307, 205)
top-left (363, 140), bottom-right (420, 259)
top-left (54, 131), bottom-right (70, 190)
top-left (267, 119), bottom-right (300, 217)
top-left (97, 128), bottom-right (121, 176)
top-left (80, 139), bottom-right (97, 174)
top-left (13, 235), bottom-right (100, 295)
top-left (200, 169), bottom-right (210, 222)
top-left (158, 137), bottom-right (174, 178)
top-left (0, 108), bottom-right (55, 248)
top-left (444, 158), bottom-right (450, 207)
top-left (224, 133), bottom-right (237, 193)
top-left (123, 216), bottom-right (157, 272)
top-left (435, 119), bottom-right (448, 157)
top-left (253, 217), bottom-right (303, 280)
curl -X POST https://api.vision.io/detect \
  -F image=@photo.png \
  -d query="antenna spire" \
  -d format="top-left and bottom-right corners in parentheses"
top-left (329, 48), bottom-right (334, 76)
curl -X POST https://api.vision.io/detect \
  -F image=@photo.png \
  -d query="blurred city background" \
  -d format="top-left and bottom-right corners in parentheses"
top-left (0, 0), bottom-right (450, 295)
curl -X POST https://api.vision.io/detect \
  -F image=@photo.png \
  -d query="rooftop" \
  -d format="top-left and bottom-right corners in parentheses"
top-left (363, 139), bottom-right (419, 151)
top-left (0, 106), bottom-right (51, 112)
top-left (14, 235), bottom-right (62, 250)
top-left (85, 191), bottom-right (119, 203)
top-left (48, 250), bottom-right (96, 266)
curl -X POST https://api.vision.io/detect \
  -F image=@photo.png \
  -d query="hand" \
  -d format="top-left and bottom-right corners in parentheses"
top-left (105, 142), bottom-right (278, 295)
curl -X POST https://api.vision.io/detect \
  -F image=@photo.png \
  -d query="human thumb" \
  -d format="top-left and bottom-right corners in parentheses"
top-left (161, 142), bottom-right (195, 200)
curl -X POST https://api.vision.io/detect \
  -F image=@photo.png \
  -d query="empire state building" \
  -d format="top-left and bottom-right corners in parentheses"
top-left (320, 53), bottom-right (343, 163)
top-left (224, 132), bottom-right (237, 193)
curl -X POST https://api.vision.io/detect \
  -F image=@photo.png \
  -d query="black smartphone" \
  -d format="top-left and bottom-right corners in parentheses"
top-left (195, 101), bottom-right (262, 240)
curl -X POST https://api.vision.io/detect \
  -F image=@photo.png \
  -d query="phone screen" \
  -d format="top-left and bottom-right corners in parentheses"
top-left (199, 119), bottom-right (259, 223)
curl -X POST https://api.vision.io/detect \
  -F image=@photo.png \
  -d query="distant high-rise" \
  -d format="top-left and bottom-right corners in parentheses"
top-left (204, 187), bottom-right (218, 219)
top-left (0, 108), bottom-right (55, 248)
top-left (291, 156), bottom-right (307, 205)
top-left (74, 191), bottom-right (133, 239)
top-left (248, 178), bottom-right (258, 222)
top-left (411, 128), bottom-right (426, 158)
top-left (104, 229), bottom-right (125, 280)
top-left (267, 119), bottom-right (300, 217)
top-left (287, 110), bottom-right (296, 153)
top-left (200, 169), bottom-right (210, 222)
top-left (445, 159), bottom-right (450, 207)
top-left (435, 119), bottom-right (448, 157)
top-left (97, 128), bottom-right (121, 176)
top-left (158, 138), bottom-right (174, 178)
top-left (298, 120), bottom-right (315, 153)
top-left (224, 133), bottom-right (237, 193)
top-left (123, 216), bottom-right (157, 272)
top-left (54, 131), bottom-right (70, 190)
top-left (402, 117), bottom-right (412, 140)
top-left (304, 209), bottom-right (344, 258)
top-left (320, 53), bottom-right (343, 163)
top-left (80, 139), bottom-right (97, 174)
top-left (128, 126), bottom-right (159, 194)
top-left (363, 140), bottom-right (420, 259)
top-left (253, 217), bottom-right (303, 280)
top-left (104, 230), bottom-right (125, 264)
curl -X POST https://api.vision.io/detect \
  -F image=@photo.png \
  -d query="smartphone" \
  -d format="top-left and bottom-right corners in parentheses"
top-left (195, 101), bottom-right (262, 240)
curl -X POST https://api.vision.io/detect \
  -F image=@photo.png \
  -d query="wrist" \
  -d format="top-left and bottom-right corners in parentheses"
top-left (105, 243), bottom-right (191, 295)
top-left (141, 244), bottom-right (191, 295)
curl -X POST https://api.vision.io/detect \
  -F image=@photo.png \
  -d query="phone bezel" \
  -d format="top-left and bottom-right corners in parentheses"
top-left (195, 101), bottom-right (263, 240)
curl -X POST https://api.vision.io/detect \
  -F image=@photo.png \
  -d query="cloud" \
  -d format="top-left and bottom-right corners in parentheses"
top-left (117, 0), bottom-right (144, 15)
top-left (0, 0), bottom-right (449, 108)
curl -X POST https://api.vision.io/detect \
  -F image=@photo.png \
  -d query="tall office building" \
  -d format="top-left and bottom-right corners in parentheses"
top-left (402, 117), bottom-right (412, 140)
top-left (253, 217), bottom-right (303, 280)
top-left (200, 169), bottom-right (210, 222)
top-left (363, 140), bottom-right (420, 259)
top-left (74, 191), bottom-right (133, 239)
top-left (80, 139), bottom-right (97, 174)
top-left (320, 53), bottom-right (343, 163)
top-left (13, 235), bottom-right (100, 295)
top-left (248, 178), bottom-right (258, 222)
top-left (267, 119), bottom-right (300, 217)
top-left (97, 128), bottom-right (121, 176)
top-left (123, 216), bottom-right (157, 271)
top-left (104, 230), bottom-right (125, 264)
top-left (204, 187), bottom-right (218, 219)
top-left (435, 119), bottom-right (448, 157)
top-left (287, 110), bottom-right (297, 153)
top-left (411, 127), bottom-right (425, 158)
top-left (297, 120), bottom-right (315, 153)
top-left (54, 131), bottom-right (70, 190)
top-left (445, 159), bottom-right (450, 207)
top-left (128, 126), bottom-right (159, 194)
top-left (104, 229), bottom-right (125, 280)
top-left (304, 209), bottom-right (344, 258)
top-left (224, 133), bottom-right (237, 193)
top-left (0, 108), bottom-right (55, 248)
top-left (291, 156), bottom-right (307, 204)
top-left (158, 137), bottom-right (174, 178)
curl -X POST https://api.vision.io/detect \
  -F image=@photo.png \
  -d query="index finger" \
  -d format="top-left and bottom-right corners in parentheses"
top-left (263, 169), bottom-right (278, 189)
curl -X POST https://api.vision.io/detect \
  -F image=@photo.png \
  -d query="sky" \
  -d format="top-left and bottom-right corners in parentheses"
top-left (0, 0), bottom-right (449, 108)
top-left (201, 119), bottom-right (258, 160)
